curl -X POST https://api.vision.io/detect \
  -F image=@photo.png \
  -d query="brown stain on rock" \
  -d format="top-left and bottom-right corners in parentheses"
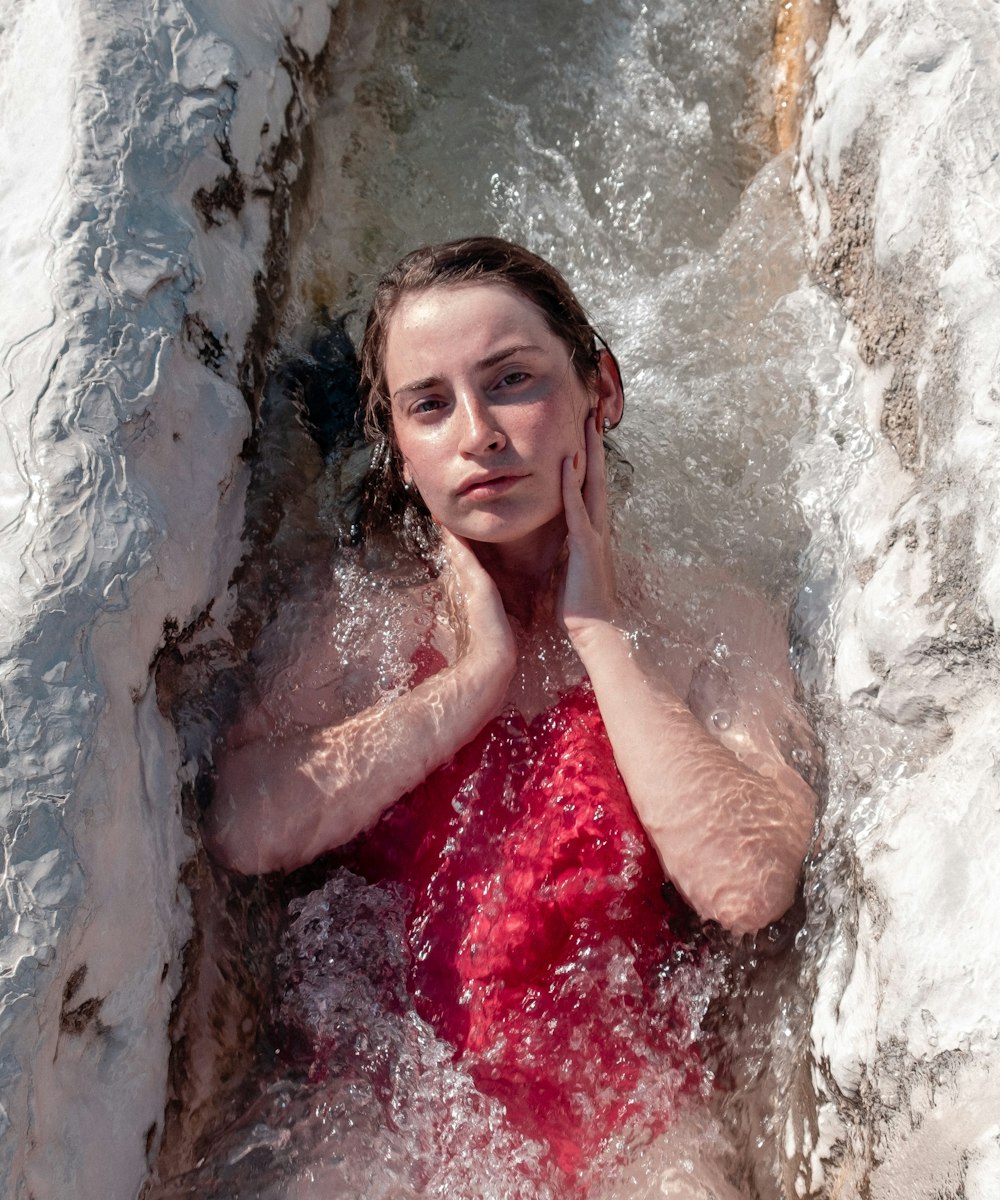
top-left (151, 852), bottom-right (283, 1186)
top-left (192, 137), bottom-right (246, 229)
top-left (772, 0), bottom-right (836, 152)
top-left (812, 152), bottom-right (936, 471)
top-left (59, 964), bottom-right (109, 1038)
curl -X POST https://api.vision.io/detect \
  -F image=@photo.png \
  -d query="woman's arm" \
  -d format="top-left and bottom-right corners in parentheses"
top-left (569, 621), bottom-right (814, 935)
top-left (206, 532), bottom-right (515, 875)
top-left (560, 414), bottom-right (816, 936)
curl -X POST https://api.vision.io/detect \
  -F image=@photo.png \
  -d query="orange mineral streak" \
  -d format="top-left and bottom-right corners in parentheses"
top-left (771, 0), bottom-right (836, 151)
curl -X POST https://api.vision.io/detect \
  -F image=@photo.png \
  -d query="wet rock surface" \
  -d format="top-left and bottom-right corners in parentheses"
top-left (792, 0), bottom-right (1000, 1194)
top-left (0, 1), bottom-right (337, 1196)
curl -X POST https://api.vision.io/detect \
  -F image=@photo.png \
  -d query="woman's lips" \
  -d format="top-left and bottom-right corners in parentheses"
top-left (457, 473), bottom-right (525, 499)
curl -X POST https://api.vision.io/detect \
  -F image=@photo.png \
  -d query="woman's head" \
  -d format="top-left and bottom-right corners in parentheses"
top-left (355, 237), bottom-right (622, 555)
top-left (359, 237), bottom-right (607, 447)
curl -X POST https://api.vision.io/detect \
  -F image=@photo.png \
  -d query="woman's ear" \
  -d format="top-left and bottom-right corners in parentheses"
top-left (596, 348), bottom-right (625, 428)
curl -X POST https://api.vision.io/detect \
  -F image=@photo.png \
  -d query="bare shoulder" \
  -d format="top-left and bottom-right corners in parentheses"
top-left (621, 555), bottom-right (790, 667)
top-left (229, 555), bottom-right (455, 747)
top-left (620, 554), bottom-right (820, 785)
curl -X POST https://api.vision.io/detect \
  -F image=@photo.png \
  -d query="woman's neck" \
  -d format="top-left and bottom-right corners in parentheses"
top-left (471, 516), bottom-right (566, 627)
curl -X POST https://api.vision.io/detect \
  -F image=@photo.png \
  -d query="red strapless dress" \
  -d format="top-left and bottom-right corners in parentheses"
top-left (334, 676), bottom-right (707, 1176)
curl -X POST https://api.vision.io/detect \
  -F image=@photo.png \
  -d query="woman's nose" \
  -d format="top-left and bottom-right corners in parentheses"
top-left (457, 391), bottom-right (505, 455)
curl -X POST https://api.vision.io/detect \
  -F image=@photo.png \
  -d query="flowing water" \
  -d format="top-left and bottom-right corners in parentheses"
top-left (288, 0), bottom-right (834, 597)
top-left (154, 0), bottom-right (856, 1195)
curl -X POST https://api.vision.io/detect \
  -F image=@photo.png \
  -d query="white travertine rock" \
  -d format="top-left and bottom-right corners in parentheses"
top-left (793, 0), bottom-right (1000, 1195)
top-left (0, 1), bottom-right (337, 1196)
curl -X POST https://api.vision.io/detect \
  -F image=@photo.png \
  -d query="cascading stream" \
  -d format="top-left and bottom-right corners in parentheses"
top-left (154, 0), bottom-right (856, 1196)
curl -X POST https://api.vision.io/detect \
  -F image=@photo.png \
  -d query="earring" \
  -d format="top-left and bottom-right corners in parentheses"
top-left (602, 417), bottom-right (612, 433)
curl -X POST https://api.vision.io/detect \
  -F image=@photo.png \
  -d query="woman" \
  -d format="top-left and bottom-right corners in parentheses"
top-left (206, 237), bottom-right (817, 1184)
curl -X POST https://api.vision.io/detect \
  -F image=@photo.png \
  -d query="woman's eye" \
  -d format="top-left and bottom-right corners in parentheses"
top-left (497, 371), bottom-right (529, 389)
top-left (413, 397), bottom-right (444, 415)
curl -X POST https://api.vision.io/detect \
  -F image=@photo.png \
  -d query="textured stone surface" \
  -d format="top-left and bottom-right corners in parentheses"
top-left (791, 1), bottom-right (1000, 1194)
top-left (0, 2), bottom-right (336, 1196)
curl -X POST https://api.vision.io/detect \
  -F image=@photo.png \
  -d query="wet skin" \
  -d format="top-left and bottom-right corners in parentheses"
top-left (386, 282), bottom-right (616, 578)
top-left (208, 282), bottom-right (816, 935)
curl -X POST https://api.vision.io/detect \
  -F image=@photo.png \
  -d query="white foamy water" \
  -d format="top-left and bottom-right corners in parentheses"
top-left (148, 1), bottom-right (849, 1196)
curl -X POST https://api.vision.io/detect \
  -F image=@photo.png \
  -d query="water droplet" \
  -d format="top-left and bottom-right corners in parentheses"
top-left (712, 709), bottom-right (731, 731)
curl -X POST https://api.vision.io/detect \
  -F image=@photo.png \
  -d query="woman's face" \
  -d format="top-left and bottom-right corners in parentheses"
top-left (385, 282), bottom-right (602, 551)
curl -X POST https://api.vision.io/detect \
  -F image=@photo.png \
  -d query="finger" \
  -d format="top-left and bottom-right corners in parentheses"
top-left (438, 526), bottom-right (482, 580)
top-left (562, 453), bottom-right (591, 537)
top-left (582, 406), bottom-right (609, 527)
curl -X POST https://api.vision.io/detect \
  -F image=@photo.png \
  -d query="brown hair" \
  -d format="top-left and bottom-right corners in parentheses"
top-left (355, 236), bottom-right (620, 555)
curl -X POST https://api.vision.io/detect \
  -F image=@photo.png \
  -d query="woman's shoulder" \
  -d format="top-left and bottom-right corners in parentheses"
top-left (620, 553), bottom-right (793, 670)
top-left (232, 552), bottom-right (456, 743)
top-left (619, 552), bottom-right (819, 784)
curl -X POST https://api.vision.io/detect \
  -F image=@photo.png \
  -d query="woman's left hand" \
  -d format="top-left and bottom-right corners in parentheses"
top-left (558, 406), bottom-right (618, 639)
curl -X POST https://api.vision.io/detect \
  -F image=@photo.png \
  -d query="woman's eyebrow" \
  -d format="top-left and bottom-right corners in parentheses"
top-left (477, 343), bottom-right (545, 369)
top-left (391, 344), bottom-right (545, 402)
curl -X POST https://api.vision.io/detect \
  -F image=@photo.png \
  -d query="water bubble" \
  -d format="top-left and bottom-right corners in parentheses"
top-left (711, 709), bottom-right (731, 731)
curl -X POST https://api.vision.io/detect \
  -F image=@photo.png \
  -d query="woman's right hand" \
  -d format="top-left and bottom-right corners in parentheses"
top-left (439, 527), bottom-right (517, 701)
top-left (206, 527), bottom-right (517, 877)
top-left (208, 534), bottom-right (517, 875)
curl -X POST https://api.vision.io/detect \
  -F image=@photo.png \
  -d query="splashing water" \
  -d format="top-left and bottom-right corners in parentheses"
top-left (162, 673), bottom-right (733, 1198)
top-left (153, 0), bottom-right (862, 1196)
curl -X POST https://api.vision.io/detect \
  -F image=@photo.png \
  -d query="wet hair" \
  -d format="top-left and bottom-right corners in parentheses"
top-left (355, 236), bottom-right (621, 555)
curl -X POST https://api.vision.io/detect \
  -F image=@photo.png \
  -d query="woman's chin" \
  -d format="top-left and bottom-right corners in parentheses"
top-left (455, 514), bottom-right (568, 574)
